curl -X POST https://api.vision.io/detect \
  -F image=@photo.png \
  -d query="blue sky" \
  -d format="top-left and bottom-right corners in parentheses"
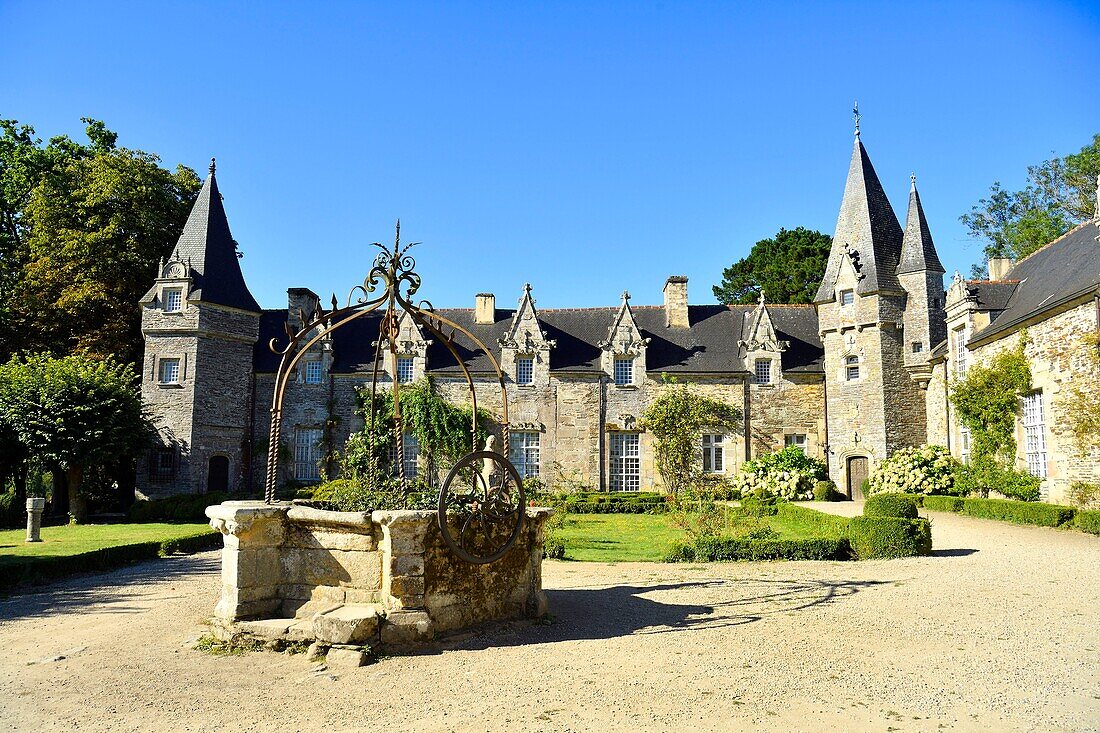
top-left (2, 1), bottom-right (1098, 310)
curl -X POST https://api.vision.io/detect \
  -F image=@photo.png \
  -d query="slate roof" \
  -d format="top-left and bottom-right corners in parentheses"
top-left (254, 304), bottom-right (825, 376)
top-left (160, 164), bottom-right (261, 312)
top-left (815, 136), bottom-right (906, 302)
top-left (964, 280), bottom-right (1019, 312)
top-left (898, 179), bottom-right (945, 274)
top-left (970, 220), bottom-right (1100, 344)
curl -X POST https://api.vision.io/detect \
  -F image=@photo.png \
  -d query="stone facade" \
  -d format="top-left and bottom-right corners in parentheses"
top-left (139, 141), bottom-right (1098, 504)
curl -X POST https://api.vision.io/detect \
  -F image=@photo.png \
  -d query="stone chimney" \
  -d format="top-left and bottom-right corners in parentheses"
top-left (987, 257), bottom-right (1014, 281)
top-left (475, 293), bottom-right (496, 325)
top-left (663, 276), bottom-right (689, 328)
top-left (287, 288), bottom-right (321, 332)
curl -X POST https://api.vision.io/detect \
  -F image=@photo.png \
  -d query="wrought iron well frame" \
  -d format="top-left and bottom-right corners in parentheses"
top-left (262, 223), bottom-right (524, 563)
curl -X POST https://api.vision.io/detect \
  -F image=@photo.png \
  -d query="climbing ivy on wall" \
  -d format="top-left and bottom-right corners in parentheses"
top-left (640, 376), bottom-right (742, 495)
top-left (1064, 333), bottom-right (1100, 456)
top-left (949, 335), bottom-right (1032, 466)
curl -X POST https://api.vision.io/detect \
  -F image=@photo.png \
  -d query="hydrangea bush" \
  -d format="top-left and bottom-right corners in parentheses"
top-left (867, 444), bottom-right (960, 496)
top-left (733, 446), bottom-right (828, 501)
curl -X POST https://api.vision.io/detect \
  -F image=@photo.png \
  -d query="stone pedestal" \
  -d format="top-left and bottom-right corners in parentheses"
top-left (206, 501), bottom-right (289, 620)
top-left (25, 497), bottom-right (46, 543)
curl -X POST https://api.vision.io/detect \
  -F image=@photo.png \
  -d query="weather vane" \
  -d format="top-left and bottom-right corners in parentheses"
top-left (853, 101), bottom-right (861, 137)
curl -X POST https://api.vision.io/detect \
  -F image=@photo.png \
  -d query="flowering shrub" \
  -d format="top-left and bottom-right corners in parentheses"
top-left (733, 446), bottom-right (828, 501)
top-left (867, 445), bottom-right (960, 496)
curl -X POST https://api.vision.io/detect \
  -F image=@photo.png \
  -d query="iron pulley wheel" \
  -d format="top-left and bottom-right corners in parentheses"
top-left (438, 450), bottom-right (525, 564)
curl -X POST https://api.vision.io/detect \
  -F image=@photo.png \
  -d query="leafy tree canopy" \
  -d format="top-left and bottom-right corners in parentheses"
top-left (712, 227), bottom-right (832, 305)
top-left (0, 353), bottom-right (153, 521)
top-left (961, 133), bottom-right (1099, 273)
top-left (0, 117), bottom-right (200, 364)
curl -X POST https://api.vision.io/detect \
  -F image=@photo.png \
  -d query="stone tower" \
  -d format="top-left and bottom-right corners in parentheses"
top-left (137, 160), bottom-right (261, 498)
top-left (814, 130), bottom-right (935, 497)
top-left (898, 175), bottom-right (947, 378)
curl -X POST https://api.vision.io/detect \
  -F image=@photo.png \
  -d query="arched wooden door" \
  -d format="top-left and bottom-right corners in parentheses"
top-left (207, 455), bottom-right (230, 493)
top-left (847, 456), bottom-right (869, 500)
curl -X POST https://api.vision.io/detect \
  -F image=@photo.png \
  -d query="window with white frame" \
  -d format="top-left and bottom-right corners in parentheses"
top-left (609, 432), bottom-right (640, 492)
top-left (702, 434), bottom-right (725, 473)
top-left (387, 433), bottom-right (419, 479)
top-left (396, 356), bottom-right (414, 384)
top-left (753, 358), bottom-right (772, 385)
top-left (784, 434), bottom-right (807, 450)
top-left (304, 360), bottom-right (323, 384)
top-left (158, 358), bottom-right (181, 384)
top-left (294, 427), bottom-right (323, 482)
top-left (163, 288), bottom-right (183, 313)
top-left (845, 355), bottom-right (859, 381)
top-left (614, 357), bottom-right (634, 386)
top-left (840, 289), bottom-right (854, 306)
top-left (959, 426), bottom-right (971, 465)
top-left (509, 431), bottom-right (540, 479)
top-left (952, 326), bottom-right (968, 377)
top-left (516, 357), bottom-right (534, 386)
top-left (1023, 391), bottom-right (1047, 478)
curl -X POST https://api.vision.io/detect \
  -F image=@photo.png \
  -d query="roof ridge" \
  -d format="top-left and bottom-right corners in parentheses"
top-left (1011, 219), bottom-right (1096, 269)
top-left (966, 279), bottom-right (1021, 285)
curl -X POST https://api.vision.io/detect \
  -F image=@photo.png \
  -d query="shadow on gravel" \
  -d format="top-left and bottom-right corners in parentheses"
top-left (0, 553), bottom-right (220, 622)
top-left (931, 548), bottom-right (978, 557)
top-left (433, 578), bottom-right (887, 653)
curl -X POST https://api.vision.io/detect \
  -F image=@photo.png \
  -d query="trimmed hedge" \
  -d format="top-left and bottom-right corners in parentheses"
top-left (666, 535), bottom-right (849, 562)
top-left (542, 536), bottom-right (566, 559)
top-left (1076, 510), bottom-right (1100, 536)
top-left (863, 493), bottom-right (919, 519)
top-left (960, 497), bottom-right (1075, 527)
top-left (562, 493), bottom-right (667, 514)
top-left (923, 495), bottom-right (964, 513)
top-left (128, 492), bottom-right (228, 523)
top-left (0, 529), bottom-right (220, 591)
top-left (739, 496), bottom-right (779, 517)
top-left (776, 502), bottom-right (850, 537)
top-left (848, 516), bottom-right (932, 559)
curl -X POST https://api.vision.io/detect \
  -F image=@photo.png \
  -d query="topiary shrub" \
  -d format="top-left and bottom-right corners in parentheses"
top-left (664, 535), bottom-right (849, 562)
top-left (813, 480), bottom-right (844, 502)
top-left (739, 495), bottom-right (779, 517)
top-left (128, 492), bottom-right (228, 523)
top-left (863, 493), bottom-right (919, 519)
top-left (923, 495), bottom-right (964, 513)
top-left (867, 445), bottom-right (960, 496)
top-left (960, 497), bottom-right (1074, 527)
top-left (848, 516), bottom-right (932, 559)
top-left (733, 446), bottom-right (828, 501)
top-left (776, 502), bottom-right (851, 537)
top-left (1076, 510), bottom-right (1100, 535)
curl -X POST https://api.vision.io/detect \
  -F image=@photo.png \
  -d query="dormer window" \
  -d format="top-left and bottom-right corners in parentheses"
top-left (614, 357), bottom-right (634, 386)
top-left (396, 356), bottom-right (414, 384)
top-left (840, 289), bottom-right (854, 306)
top-left (304, 360), bottom-right (323, 384)
top-left (753, 358), bottom-right (772, 385)
top-left (516, 356), bottom-right (534, 385)
top-left (845, 355), bottom-right (860, 381)
top-left (164, 288), bottom-right (183, 313)
top-left (158, 358), bottom-right (181, 385)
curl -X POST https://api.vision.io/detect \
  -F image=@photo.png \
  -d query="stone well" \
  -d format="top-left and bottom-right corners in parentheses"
top-left (205, 501), bottom-right (551, 657)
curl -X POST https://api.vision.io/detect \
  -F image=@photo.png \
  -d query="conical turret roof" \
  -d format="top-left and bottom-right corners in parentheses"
top-left (814, 136), bottom-right (905, 302)
top-left (898, 176), bottom-right (945, 274)
top-left (165, 160), bottom-right (261, 312)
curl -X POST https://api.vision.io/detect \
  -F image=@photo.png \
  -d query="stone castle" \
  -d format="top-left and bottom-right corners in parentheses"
top-left (137, 132), bottom-right (1100, 504)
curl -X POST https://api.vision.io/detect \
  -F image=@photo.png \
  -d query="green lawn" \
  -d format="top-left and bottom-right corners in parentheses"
top-left (553, 508), bottom-right (849, 562)
top-left (0, 522), bottom-right (217, 591)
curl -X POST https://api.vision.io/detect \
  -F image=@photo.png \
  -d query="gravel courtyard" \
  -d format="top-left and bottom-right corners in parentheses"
top-left (1, 506), bottom-right (1097, 733)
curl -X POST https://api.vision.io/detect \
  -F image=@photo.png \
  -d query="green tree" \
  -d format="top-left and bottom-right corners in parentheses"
top-left (640, 377), bottom-right (741, 495)
top-left (712, 227), bottom-right (832, 305)
top-left (961, 134), bottom-right (1099, 270)
top-left (0, 353), bottom-right (153, 522)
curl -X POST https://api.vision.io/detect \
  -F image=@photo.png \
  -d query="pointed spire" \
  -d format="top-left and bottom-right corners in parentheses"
top-left (154, 159), bottom-right (260, 312)
top-left (898, 174), bottom-right (945, 274)
top-left (814, 126), bottom-right (905, 303)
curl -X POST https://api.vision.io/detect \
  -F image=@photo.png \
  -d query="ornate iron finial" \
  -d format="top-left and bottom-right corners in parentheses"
top-left (853, 101), bottom-right (860, 138)
top-left (621, 290), bottom-right (630, 302)
top-left (209, 157), bottom-right (216, 175)
top-left (523, 282), bottom-right (532, 295)
top-left (394, 219), bottom-right (401, 251)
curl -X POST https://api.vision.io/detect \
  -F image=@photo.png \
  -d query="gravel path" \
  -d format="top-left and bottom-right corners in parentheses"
top-left (1, 507), bottom-right (1097, 733)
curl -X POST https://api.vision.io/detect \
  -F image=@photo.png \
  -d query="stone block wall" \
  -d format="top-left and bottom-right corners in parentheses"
top-left (206, 501), bottom-right (550, 649)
